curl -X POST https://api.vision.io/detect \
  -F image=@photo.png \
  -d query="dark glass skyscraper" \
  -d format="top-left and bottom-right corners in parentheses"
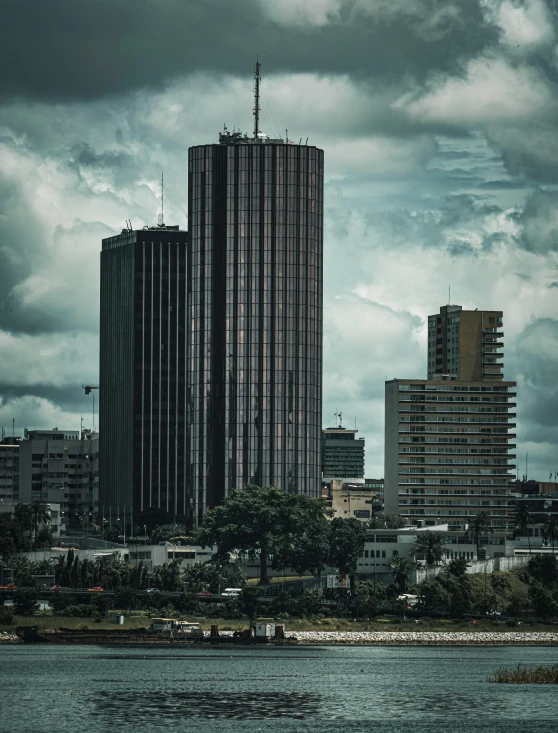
top-left (187, 131), bottom-right (324, 522)
top-left (99, 225), bottom-right (189, 526)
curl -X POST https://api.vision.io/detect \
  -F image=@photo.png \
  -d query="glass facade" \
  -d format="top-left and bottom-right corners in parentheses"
top-left (100, 227), bottom-right (189, 525)
top-left (187, 141), bottom-right (324, 522)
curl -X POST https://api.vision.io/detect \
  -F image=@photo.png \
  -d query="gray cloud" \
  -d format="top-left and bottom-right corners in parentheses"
top-left (521, 189), bottom-right (558, 253)
top-left (0, 0), bottom-right (496, 101)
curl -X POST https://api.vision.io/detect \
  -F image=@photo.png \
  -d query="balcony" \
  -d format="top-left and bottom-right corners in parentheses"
top-left (484, 330), bottom-right (504, 338)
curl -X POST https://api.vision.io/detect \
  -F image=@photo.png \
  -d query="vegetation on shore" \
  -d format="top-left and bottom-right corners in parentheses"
top-left (489, 665), bottom-right (558, 683)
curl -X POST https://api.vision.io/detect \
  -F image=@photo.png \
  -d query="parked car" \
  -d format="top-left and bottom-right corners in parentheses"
top-left (196, 591), bottom-right (213, 597)
top-left (49, 585), bottom-right (63, 592)
top-left (146, 588), bottom-right (161, 594)
top-left (221, 588), bottom-right (242, 597)
top-left (87, 586), bottom-right (104, 593)
top-left (0, 584), bottom-right (16, 590)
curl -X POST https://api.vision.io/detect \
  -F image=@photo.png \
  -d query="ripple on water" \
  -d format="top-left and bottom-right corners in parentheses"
top-left (91, 690), bottom-right (322, 722)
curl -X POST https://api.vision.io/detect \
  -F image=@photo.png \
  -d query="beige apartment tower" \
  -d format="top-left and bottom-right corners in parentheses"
top-left (427, 305), bottom-right (504, 380)
top-left (386, 303), bottom-right (516, 532)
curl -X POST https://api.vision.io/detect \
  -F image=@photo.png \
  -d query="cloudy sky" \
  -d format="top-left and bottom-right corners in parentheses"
top-left (1, 0), bottom-right (558, 481)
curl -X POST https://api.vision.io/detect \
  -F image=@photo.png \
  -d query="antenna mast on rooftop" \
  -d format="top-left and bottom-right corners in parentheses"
top-left (253, 58), bottom-right (261, 139)
top-left (158, 172), bottom-right (164, 227)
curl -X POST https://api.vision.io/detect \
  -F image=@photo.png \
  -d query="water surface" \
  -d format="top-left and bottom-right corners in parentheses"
top-left (1, 644), bottom-right (557, 732)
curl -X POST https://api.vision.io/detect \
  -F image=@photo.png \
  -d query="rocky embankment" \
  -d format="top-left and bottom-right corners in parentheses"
top-left (0, 631), bottom-right (21, 644)
top-left (287, 630), bottom-right (558, 645)
top-left (217, 629), bottom-right (558, 645)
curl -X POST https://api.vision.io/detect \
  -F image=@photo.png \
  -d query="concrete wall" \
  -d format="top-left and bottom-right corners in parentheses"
top-left (411, 555), bottom-right (531, 585)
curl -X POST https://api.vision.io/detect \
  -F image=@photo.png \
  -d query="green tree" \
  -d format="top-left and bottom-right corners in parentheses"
top-left (274, 495), bottom-right (333, 578)
top-left (114, 587), bottom-right (137, 611)
top-left (30, 501), bottom-right (51, 549)
top-left (387, 556), bottom-right (419, 593)
top-left (196, 484), bottom-right (332, 585)
top-left (14, 504), bottom-right (33, 532)
top-left (327, 518), bottom-right (366, 575)
top-left (465, 512), bottom-right (493, 559)
top-left (183, 561), bottom-right (226, 594)
top-left (8, 556), bottom-right (36, 586)
top-left (529, 581), bottom-right (558, 618)
top-left (513, 503), bottom-right (532, 554)
top-left (35, 525), bottom-right (53, 550)
top-left (150, 524), bottom-right (185, 544)
top-left (238, 587), bottom-right (260, 621)
top-left (153, 560), bottom-right (184, 592)
top-left (527, 555), bottom-right (558, 586)
top-left (447, 557), bottom-right (471, 578)
top-left (13, 590), bottom-right (39, 616)
top-left (411, 532), bottom-right (447, 567)
top-left (0, 513), bottom-right (30, 558)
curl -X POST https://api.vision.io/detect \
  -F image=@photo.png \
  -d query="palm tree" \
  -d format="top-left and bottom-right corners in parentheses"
top-left (31, 501), bottom-right (51, 549)
top-left (447, 557), bottom-right (470, 578)
top-left (513, 502), bottom-right (532, 555)
top-left (387, 556), bottom-right (419, 593)
top-left (465, 512), bottom-right (493, 559)
top-left (411, 531), bottom-right (447, 567)
top-left (542, 515), bottom-right (558, 555)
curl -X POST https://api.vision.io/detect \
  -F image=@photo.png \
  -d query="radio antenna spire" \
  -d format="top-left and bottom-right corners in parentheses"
top-left (253, 58), bottom-right (261, 139)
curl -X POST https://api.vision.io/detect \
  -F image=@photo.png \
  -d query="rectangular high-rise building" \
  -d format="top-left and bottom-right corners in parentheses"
top-left (187, 129), bottom-right (324, 521)
top-left (99, 225), bottom-right (188, 528)
top-left (427, 305), bottom-right (504, 380)
top-left (384, 378), bottom-right (517, 530)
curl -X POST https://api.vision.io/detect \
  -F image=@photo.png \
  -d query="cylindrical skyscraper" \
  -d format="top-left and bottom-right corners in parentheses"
top-left (187, 130), bottom-right (324, 523)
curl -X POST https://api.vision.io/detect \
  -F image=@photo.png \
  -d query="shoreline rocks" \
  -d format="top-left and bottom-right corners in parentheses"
top-left (216, 629), bottom-right (558, 645)
top-left (0, 631), bottom-right (22, 644)
top-left (287, 630), bottom-right (558, 645)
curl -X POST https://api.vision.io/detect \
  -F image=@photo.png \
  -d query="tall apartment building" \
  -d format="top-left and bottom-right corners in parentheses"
top-left (187, 85), bottom-right (323, 521)
top-left (99, 224), bottom-right (188, 528)
top-left (384, 378), bottom-right (516, 529)
top-left (427, 305), bottom-right (504, 380)
top-left (322, 427), bottom-right (365, 480)
top-left (0, 436), bottom-right (20, 503)
top-left (19, 429), bottom-right (99, 527)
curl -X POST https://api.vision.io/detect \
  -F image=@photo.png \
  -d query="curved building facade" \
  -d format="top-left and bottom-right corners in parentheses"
top-left (187, 135), bottom-right (323, 523)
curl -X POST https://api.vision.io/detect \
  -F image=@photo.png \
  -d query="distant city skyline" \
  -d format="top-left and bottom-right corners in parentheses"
top-left (1, 2), bottom-right (558, 482)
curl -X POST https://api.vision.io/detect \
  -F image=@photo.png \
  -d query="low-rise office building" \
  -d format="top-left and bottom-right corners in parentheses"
top-left (19, 429), bottom-right (99, 528)
top-left (323, 479), bottom-right (382, 522)
top-left (322, 426), bottom-right (365, 480)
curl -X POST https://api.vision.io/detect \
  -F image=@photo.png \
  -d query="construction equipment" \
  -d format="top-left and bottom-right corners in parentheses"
top-left (82, 385), bottom-right (99, 395)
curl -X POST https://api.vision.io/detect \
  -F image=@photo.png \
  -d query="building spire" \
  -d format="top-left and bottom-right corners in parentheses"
top-left (253, 58), bottom-right (261, 139)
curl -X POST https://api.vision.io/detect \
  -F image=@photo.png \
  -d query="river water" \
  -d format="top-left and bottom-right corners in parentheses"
top-left (1, 644), bottom-right (557, 732)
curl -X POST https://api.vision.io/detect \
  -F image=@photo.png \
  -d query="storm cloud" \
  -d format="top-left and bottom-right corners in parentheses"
top-left (0, 0), bottom-right (557, 479)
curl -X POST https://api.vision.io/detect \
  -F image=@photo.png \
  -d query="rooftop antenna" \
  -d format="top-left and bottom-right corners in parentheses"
top-left (158, 172), bottom-right (164, 227)
top-left (448, 286), bottom-right (451, 305)
top-left (334, 411), bottom-right (343, 428)
top-left (253, 58), bottom-right (261, 139)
